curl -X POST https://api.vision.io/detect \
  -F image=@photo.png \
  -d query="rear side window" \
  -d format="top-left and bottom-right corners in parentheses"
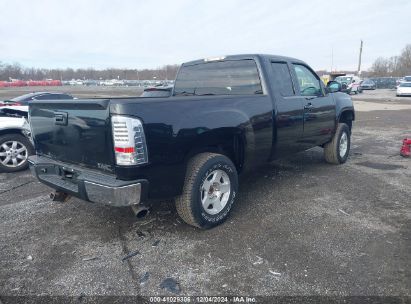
top-left (34, 94), bottom-right (72, 100)
top-left (34, 94), bottom-right (53, 100)
top-left (271, 62), bottom-right (295, 96)
top-left (174, 59), bottom-right (262, 96)
top-left (58, 94), bottom-right (74, 99)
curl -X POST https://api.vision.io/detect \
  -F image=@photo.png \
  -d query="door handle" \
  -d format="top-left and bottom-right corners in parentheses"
top-left (304, 103), bottom-right (314, 111)
top-left (54, 112), bottom-right (68, 125)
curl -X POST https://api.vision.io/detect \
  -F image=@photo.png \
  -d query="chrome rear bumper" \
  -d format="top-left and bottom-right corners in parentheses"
top-left (84, 181), bottom-right (142, 206)
top-left (28, 155), bottom-right (147, 207)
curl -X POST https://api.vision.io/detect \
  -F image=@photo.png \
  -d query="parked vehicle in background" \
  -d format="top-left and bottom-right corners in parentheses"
top-left (83, 80), bottom-right (99, 86)
top-left (100, 79), bottom-right (125, 86)
top-left (396, 82), bottom-right (411, 96)
top-left (369, 77), bottom-right (399, 89)
top-left (0, 106), bottom-right (34, 172)
top-left (1, 92), bottom-right (74, 107)
top-left (140, 85), bottom-right (173, 97)
top-left (335, 75), bottom-right (361, 94)
top-left (28, 54), bottom-right (355, 229)
top-left (360, 79), bottom-right (376, 90)
top-left (347, 80), bottom-right (361, 94)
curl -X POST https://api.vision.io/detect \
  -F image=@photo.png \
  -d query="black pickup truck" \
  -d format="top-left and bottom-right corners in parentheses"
top-left (28, 54), bottom-right (354, 228)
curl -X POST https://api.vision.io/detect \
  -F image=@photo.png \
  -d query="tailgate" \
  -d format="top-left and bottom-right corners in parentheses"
top-left (29, 99), bottom-right (115, 173)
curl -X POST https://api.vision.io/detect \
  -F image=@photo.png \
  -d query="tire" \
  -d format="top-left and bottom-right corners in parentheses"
top-left (0, 134), bottom-right (34, 173)
top-left (324, 123), bottom-right (351, 165)
top-left (176, 153), bottom-right (238, 229)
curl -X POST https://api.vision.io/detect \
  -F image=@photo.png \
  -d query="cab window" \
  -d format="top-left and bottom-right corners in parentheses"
top-left (293, 64), bottom-right (322, 96)
top-left (174, 60), bottom-right (263, 96)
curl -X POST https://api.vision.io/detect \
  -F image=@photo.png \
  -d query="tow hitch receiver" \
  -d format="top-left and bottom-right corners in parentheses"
top-left (50, 190), bottom-right (71, 202)
top-left (400, 138), bottom-right (411, 157)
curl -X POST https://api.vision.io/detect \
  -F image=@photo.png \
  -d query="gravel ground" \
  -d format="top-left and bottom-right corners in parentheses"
top-left (0, 89), bottom-right (410, 302)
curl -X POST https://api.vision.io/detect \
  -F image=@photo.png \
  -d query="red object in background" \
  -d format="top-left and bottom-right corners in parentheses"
top-left (0, 80), bottom-right (62, 87)
top-left (400, 138), bottom-right (411, 157)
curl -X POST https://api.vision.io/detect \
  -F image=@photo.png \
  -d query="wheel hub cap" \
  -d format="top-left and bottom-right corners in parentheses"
top-left (339, 132), bottom-right (348, 158)
top-left (0, 140), bottom-right (28, 168)
top-left (201, 169), bottom-right (231, 215)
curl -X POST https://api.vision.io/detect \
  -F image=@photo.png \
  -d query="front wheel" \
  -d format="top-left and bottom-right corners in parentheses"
top-left (176, 153), bottom-right (238, 229)
top-left (324, 123), bottom-right (351, 164)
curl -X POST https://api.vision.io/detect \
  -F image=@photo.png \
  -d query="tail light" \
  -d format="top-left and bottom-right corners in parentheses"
top-left (0, 102), bottom-right (21, 107)
top-left (111, 115), bottom-right (148, 166)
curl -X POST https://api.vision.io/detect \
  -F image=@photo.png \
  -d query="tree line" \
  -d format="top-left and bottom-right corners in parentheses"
top-left (0, 63), bottom-right (180, 81)
top-left (368, 44), bottom-right (411, 77)
top-left (1, 44), bottom-right (410, 81)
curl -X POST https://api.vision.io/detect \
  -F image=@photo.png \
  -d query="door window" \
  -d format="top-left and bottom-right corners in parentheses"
top-left (271, 62), bottom-right (295, 96)
top-left (293, 64), bottom-right (322, 96)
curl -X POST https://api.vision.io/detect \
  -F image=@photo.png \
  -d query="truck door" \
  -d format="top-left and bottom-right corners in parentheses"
top-left (291, 63), bottom-right (336, 147)
top-left (269, 61), bottom-right (305, 157)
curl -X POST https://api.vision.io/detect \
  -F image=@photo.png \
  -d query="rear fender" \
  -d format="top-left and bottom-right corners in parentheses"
top-left (180, 109), bottom-right (255, 174)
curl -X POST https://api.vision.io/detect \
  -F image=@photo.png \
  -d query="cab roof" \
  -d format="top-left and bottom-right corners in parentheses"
top-left (182, 54), bottom-right (306, 66)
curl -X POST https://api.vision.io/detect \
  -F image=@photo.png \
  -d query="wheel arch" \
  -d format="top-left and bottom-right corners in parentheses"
top-left (184, 127), bottom-right (248, 174)
top-left (0, 128), bottom-right (26, 137)
top-left (338, 109), bottom-right (355, 131)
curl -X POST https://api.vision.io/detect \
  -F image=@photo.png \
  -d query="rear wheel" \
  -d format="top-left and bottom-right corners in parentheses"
top-left (176, 153), bottom-right (238, 229)
top-left (0, 134), bottom-right (34, 172)
top-left (324, 123), bottom-right (351, 164)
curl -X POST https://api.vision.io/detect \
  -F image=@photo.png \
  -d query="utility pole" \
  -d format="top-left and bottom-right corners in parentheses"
top-left (357, 40), bottom-right (363, 75)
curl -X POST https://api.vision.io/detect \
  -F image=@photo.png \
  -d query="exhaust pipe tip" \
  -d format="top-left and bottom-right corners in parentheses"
top-left (50, 191), bottom-right (70, 202)
top-left (136, 208), bottom-right (149, 219)
top-left (131, 205), bottom-right (150, 219)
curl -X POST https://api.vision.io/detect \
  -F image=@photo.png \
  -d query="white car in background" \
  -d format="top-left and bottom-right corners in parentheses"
top-left (0, 106), bottom-right (34, 172)
top-left (396, 82), bottom-right (411, 97)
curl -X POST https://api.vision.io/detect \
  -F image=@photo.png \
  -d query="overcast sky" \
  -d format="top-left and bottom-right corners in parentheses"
top-left (1, 0), bottom-right (410, 71)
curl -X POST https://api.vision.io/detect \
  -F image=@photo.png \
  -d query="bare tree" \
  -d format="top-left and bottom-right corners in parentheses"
top-left (0, 63), bottom-right (180, 81)
top-left (398, 44), bottom-right (411, 76)
top-left (369, 44), bottom-right (411, 77)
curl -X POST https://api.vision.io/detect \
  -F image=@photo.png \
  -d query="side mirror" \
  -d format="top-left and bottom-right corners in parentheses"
top-left (326, 81), bottom-right (341, 93)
